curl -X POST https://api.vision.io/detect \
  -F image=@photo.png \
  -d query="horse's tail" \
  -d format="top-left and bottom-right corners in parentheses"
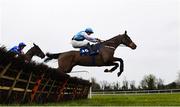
top-left (44, 52), bottom-right (61, 62)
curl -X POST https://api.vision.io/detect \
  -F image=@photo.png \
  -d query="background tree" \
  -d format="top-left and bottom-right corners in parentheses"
top-left (157, 78), bottom-right (164, 89)
top-left (113, 81), bottom-right (121, 90)
top-left (140, 79), bottom-right (148, 89)
top-left (166, 71), bottom-right (180, 89)
top-left (122, 78), bottom-right (128, 90)
top-left (91, 77), bottom-right (101, 91)
top-left (140, 74), bottom-right (157, 90)
top-left (166, 82), bottom-right (177, 89)
top-left (130, 80), bottom-right (136, 90)
top-left (100, 80), bottom-right (111, 90)
top-left (176, 71), bottom-right (180, 84)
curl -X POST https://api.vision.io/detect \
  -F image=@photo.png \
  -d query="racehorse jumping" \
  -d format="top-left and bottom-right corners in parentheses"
top-left (21, 43), bottom-right (45, 62)
top-left (44, 31), bottom-right (137, 77)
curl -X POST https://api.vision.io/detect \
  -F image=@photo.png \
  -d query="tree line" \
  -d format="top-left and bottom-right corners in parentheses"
top-left (91, 72), bottom-right (180, 91)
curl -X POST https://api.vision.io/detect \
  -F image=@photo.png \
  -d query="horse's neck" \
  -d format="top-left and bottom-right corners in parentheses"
top-left (25, 48), bottom-right (35, 61)
top-left (103, 35), bottom-right (123, 49)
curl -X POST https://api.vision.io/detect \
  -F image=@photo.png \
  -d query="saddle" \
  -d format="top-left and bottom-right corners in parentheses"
top-left (80, 43), bottom-right (101, 56)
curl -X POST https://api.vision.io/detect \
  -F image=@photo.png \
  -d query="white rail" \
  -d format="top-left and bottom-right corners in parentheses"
top-left (92, 89), bottom-right (180, 95)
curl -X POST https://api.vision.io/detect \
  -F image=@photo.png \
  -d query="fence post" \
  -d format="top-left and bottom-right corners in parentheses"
top-left (46, 80), bottom-right (56, 99)
top-left (0, 63), bottom-right (12, 78)
top-left (57, 79), bottom-right (68, 101)
top-left (6, 69), bottom-right (23, 103)
top-left (88, 78), bottom-right (92, 99)
top-left (72, 85), bottom-right (78, 99)
top-left (36, 78), bottom-right (51, 101)
top-left (31, 74), bottom-right (44, 103)
top-left (22, 72), bottom-right (33, 102)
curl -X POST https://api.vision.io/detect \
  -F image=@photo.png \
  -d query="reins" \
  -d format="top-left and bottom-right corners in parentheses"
top-left (99, 40), bottom-right (116, 50)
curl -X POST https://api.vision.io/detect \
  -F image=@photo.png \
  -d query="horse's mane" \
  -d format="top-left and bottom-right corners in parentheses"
top-left (101, 34), bottom-right (122, 46)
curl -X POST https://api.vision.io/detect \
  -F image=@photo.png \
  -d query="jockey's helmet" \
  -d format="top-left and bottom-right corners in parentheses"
top-left (85, 28), bottom-right (94, 33)
top-left (19, 42), bottom-right (26, 47)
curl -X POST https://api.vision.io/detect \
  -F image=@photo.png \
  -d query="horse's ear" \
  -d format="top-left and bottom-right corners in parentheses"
top-left (125, 30), bottom-right (127, 34)
top-left (33, 43), bottom-right (37, 46)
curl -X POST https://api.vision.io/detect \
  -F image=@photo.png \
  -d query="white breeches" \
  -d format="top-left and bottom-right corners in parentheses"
top-left (71, 40), bottom-right (89, 48)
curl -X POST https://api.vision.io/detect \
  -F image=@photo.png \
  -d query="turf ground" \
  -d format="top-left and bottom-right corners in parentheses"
top-left (40, 93), bottom-right (180, 106)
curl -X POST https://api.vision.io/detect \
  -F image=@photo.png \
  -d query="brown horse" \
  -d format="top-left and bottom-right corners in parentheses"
top-left (21, 43), bottom-right (45, 62)
top-left (44, 31), bottom-right (137, 77)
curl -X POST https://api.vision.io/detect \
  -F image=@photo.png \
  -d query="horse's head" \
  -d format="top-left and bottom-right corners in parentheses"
top-left (121, 31), bottom-right (137, 50)
top-left (32, 43), bottom-right (45, 59)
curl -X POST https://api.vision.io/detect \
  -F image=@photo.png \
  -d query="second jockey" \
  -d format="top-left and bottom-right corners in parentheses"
top-left (9, 42), bottom-right (26, 56)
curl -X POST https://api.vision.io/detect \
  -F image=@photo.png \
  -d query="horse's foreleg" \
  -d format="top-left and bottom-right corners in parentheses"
top-left (104, 63), bottom-right (119, 73)
top-left (112, 57), bottom-right (124, 77)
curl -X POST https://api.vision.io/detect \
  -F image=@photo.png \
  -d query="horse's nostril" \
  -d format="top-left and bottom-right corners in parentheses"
top-left (129, 42), bottom-right (137, 50)
top-left (133, 45), bottom-right (137, 49)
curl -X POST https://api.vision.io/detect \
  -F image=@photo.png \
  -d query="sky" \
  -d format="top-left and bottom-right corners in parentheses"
top-left (0, 0), bottom-right (179, 86)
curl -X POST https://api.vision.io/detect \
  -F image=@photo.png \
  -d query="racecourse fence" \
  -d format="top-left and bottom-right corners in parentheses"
top-left (92, 89), bottom-right (180, 96)
top-left (0, 47), bottom-right (91, 104)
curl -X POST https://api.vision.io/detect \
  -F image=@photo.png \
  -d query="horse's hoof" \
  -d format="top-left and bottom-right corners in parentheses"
top-left (104, 69), bottom-right (109, 72)
top-left (117, 72), bottom-right (122, 77)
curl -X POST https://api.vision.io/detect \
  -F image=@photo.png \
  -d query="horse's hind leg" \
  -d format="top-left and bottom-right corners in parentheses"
top-left (58, 55), bottom-right (75, 73)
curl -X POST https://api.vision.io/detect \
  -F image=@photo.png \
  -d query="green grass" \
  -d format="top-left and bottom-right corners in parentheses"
top-left (43, 93), bottom-right (180, 106)
top-left (4, 93), bottom-right (180, 106)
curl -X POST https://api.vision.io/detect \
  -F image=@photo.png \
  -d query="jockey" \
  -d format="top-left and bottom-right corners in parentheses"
top-left (71, 28), bottom-right (100, 54)
top-left (9, 42), bottom-right (26, 56)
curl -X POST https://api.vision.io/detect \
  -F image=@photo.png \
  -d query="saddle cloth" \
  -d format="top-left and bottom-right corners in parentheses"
top-left (80, 43), bottom-right (100, 56)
